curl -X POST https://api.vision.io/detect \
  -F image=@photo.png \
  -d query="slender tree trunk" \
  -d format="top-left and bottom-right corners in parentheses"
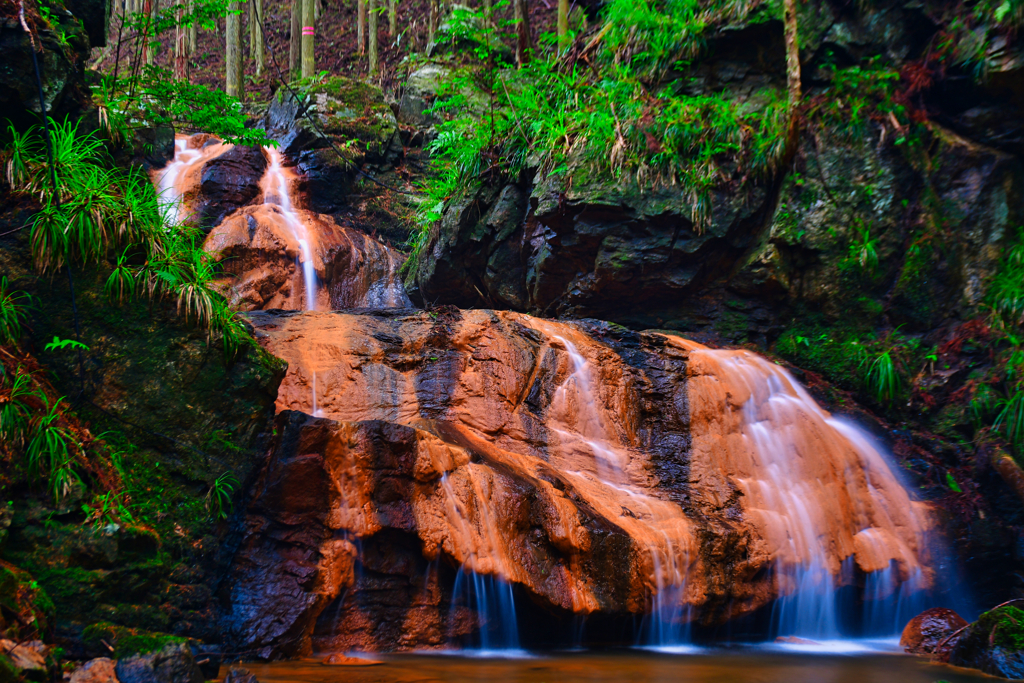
top-left (357, 0), bottom-right (366, 53)
top-left (782, 0), bottom-right (801, 154)
top-left (174, 7), bottom-right (189, 80)
top-left (483, 0), bottom-right (491, 25)
top-left (226, 0), bottom-right (243, 98)
top-left (368, 0), bottom-right (378, 75)
top-left (142, 0), bottom-right (154, 65)
top-left (186, 0), bottom-right (197, 52)
top-left (301, 0), bottom-right (314, 78)
top-left (514, 0), bottom-right (531, 66)
top-left (427, 0), bottom-right (436, 45)
top-left (556, 0), bottom-right (567, 51)
top-left (388, 0), bottom-right (396, 36)
top-left (250, 0), bottom-right (264, 75)
top-left (289, 0), bottom-right (301, 77)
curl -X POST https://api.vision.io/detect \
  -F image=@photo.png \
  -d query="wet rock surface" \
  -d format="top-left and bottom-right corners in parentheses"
top-left (900, 607), bottom-right (968, 655)
top-left (224, 308), bottom-right (935, 655)
top-left (196, 146), bottom-right (269, 231)
top-left (947, 605), bottom-right (1024, 679)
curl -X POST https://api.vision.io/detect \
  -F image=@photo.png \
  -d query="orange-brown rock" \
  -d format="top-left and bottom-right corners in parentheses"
top-left (205, 205), bottom-right (408, 311)
top-left (223, 310), bottom-right (938, 656)
top-left (900, 607), bottom-right (968, 655)
top-left (321, 654), bottom-right (383, 666)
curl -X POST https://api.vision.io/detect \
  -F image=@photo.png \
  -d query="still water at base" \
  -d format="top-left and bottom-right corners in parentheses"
top-left (244, 650), bottom-right (992, 683)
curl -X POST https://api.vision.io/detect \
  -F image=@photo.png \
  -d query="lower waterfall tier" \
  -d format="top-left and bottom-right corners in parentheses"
top-left (223, 308), bottom-right (938, 656)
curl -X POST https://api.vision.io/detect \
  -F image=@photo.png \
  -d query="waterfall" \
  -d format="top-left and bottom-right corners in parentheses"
top-left (678, 339), bottom-right (934, 640)
top-left (261, 146), bottom-right (319, 312)
top-left (545, 331), bottom-right (692, 648)
top-left (153, 135), bottom-right (230, 225)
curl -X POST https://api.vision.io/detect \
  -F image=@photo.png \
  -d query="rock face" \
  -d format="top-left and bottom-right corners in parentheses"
top-left (900, 607), bottom-right (968, 655)
top-left (948, 605), bottom-right (1024, 679)
top-left (196, 145), bottom-right (269, 231)
top-left (223, 308), bottom-right (936, 655)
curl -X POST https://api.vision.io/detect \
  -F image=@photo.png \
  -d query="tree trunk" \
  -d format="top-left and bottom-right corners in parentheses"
top-left (427, 0), bottom-right (436, 45)
top-left (186, 0), bottom-right (197, 52)
top-left (514, 0), bottom-right (531, 66)
top-left (226, 0), bottom-right (243, 99)
top-left (483, 0), bottom-right (491, 25)
top-left (368, 0), bottom-right (378, 75)
top-left (142, 0), bottom-right (154, 66)
top-left (556, 0), bottom-right (567, 51)
top-left (783, 0), bottom-right (801, 153)
top-left (357, 0), bottom-right (366, 53)
top-left (301, 0), bottom-right (314, 78)
top-left (289, 0), bottom-right (301, 78)
top-left (174, 7), bottom-right (189, 81)
top-left (388, 0), bottom-right (396, 36)
top-left (250, 0), bottom-right (264, 75)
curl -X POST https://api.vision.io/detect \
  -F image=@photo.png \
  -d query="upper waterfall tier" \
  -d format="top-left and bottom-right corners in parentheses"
top-left (225, 308), bottom-right (939, 655)
top-left (152, 133), bottom-right (410, 312)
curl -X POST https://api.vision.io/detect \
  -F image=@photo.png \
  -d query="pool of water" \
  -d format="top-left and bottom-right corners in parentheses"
top-left (242, 648), bottom-right (992, 683)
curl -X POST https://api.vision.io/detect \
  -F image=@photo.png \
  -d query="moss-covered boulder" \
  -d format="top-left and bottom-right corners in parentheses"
top-left (949, 605), bottom-right (1024, 679)
top-left (81, 623), bottom-right (187, 659)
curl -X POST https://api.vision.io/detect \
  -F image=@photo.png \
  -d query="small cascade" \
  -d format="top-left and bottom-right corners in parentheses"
top-left (153, 134), bottom-right (231, 224)
top-left (677, 339), bottom-right (934, 639)
top-left (261, 146), bottom-right (319, 311)
top-left (449, 569), bottom-right (521, 651)
top-left (537, 327), bottom-right (693, 647)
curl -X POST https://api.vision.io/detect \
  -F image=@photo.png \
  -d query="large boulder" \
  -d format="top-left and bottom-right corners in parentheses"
top-left (114, 643), bottom-right (204, 683)
top-left (900, 607), bottom-right (968, 655)
top-left (949, 605), bottom-right (1024, 679)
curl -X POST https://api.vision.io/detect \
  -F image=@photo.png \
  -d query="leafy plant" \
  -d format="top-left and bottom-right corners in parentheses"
top-left (206, 471), bottom-right (239, 520)
top-left (26, 396), bottom-right (83, 502)
top-left (44, 336), bottom-right (90, 353)
top-left (0, 277), bottom-right (32, 346)
top-left (860, 347), bottom-right (902, 404)
top-left (849, 224), bottom-right (879, 273)
top-left (0, 366), bottom-right (45, 449)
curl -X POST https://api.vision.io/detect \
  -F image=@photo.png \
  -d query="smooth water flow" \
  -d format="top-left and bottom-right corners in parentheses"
top-left (261, 146), bottom-right (319, 312)
top-left (681, 343), bottom-right (934, 639)
top-left (547, 333), bottom-right (691, 647)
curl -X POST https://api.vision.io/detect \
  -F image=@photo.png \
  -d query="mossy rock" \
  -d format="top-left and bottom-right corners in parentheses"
top-left (0, 561), bottom-right (54, 640)
top-left (949, 605), bottom-right (1024, 678)
top-left (81, 622), bottom-right (187, 659)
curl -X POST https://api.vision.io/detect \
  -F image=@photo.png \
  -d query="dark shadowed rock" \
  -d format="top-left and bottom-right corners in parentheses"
top-left (223, 666), bottom-right (259, 683)
top-left (197, 146), bottom-right (268, 230)
top-left (900, 607), bottom-right (968, 655)
top-left (114, 643), bottom-right (204, 683)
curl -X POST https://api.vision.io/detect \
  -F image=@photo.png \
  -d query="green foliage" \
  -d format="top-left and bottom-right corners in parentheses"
top-left (0, 277), bottom-right (32, 346)
top-left (206, 471), bottom-right (238, 520)
top-left (412, 2), bottom-right (788, 259)
top-left (0, 366), bottom-right (45, 450)
top-left (3, 121), bottom-right (255, 362)
top-left (860, 346), bottom-right (903, 405)
top-left (848, 224), bottom-right (879, 273)
top-left (989, 228), bottom-right (1024, 327)
top-left (808, 56), bottom-right (903, 140)
top-left (44, 336), bottom-right (90, 353)
top-left (25, 396), bottom-right (83, 502)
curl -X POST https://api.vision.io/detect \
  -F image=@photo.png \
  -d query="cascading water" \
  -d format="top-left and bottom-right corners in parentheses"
top-left (260, 146), bottom-right (319, 312)
top-left (153, 135), bottom-right (230, 225)
top-left (541, 330), bottom-right (693, 648)
top-left (676, 338), bottom-right (936, 640)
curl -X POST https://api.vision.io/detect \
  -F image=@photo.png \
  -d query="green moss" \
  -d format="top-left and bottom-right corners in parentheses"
top-left (0, 561), bottom-right (54, 639)
top-left (775, 322), bottom-right (866, 390)
top-left (81, 622), bottom-right (186, 659)
top-left (977, 606), bottom-right (1024, 651)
